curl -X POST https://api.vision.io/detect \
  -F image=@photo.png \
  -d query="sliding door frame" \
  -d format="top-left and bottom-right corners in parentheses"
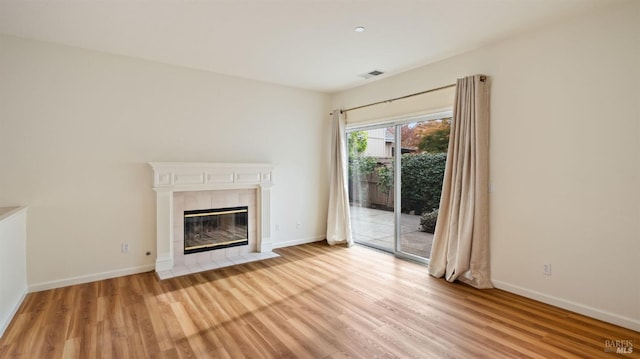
top-left (346, 110), bottom-right (452, 264)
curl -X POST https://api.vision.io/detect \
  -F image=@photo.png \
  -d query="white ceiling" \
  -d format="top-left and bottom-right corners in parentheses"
top-left (0, 0), bottom-right (620, 93)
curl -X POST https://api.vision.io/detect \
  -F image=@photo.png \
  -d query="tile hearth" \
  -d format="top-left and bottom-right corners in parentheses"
top-left (157, 251), bottom-right (279, 280)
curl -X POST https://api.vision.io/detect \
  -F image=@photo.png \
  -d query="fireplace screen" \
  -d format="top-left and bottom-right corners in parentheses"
top-left (184, 206), bottom-right (248, 254)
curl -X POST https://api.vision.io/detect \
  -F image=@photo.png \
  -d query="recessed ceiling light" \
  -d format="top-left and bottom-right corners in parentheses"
top-left (354, 26), bottom-right (365, 33)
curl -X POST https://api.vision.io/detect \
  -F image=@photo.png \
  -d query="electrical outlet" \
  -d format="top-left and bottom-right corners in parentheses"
top-left (275, 224), bottom-right (280, 231)
top-left (121, 242), bottom-right (129, 253)
top-left (543, 263), bottom-right (551, 276)
top-left (296, 221), bottom-right (301, 229)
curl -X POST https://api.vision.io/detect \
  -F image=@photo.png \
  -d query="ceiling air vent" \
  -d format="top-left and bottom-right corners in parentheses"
top-left (359, 70), bottom-right (385, 79)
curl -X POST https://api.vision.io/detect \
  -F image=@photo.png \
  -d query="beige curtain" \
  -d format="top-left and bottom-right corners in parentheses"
top-left (428, 75), bottom-right (492, 289)
top-left (326, 110), bottom-right (353, 246)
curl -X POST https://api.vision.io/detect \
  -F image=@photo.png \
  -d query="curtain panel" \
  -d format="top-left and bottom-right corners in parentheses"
top-left (428, 75), bottom-right (492, 289)
top-left (326, 110), bottom-right (353, 246)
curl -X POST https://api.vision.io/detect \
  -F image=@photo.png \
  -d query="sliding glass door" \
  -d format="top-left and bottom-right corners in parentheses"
top-left (347, 113), bottom-right (451, 262)
top-left (348, 126), bottom-right (395, 253)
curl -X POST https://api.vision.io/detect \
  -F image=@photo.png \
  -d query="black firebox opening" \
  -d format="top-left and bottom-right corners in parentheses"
top-left (184, 206), bottom-right (248, 255)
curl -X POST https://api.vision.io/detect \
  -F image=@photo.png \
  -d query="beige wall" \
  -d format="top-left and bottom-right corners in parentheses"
top-left (332, 1), bottom-right (640, 330)
top-left (0, 35), bottom-right (330, 288)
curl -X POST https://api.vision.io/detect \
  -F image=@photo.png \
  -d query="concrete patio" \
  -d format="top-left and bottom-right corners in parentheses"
top-left (349, 205), bottom-right (434, 259)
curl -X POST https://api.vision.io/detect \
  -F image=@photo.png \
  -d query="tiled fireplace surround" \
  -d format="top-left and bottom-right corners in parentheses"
top-left (149, 162), bottom-right (278, 279)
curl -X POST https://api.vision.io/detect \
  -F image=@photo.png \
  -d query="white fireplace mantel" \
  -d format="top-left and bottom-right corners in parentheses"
top-left (149, 162), bottom-right (274, 273)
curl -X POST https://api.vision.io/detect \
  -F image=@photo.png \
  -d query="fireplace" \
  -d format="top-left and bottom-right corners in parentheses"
top-left (149, 162), bottom-right (276, 278)
top-left (184, 206), bottom-right (249, 254)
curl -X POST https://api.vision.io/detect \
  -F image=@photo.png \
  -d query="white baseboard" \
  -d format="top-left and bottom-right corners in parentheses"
top-left (272, 235), bottom-right (325, 249)
top-left (26, 236), bottom-right (326, 292)
top-left (28, 264), bottom-right (156, 292)
top-left (0, 288), bottom-right (27, 339)
top-left (492, 280), bottom-right (640, 332)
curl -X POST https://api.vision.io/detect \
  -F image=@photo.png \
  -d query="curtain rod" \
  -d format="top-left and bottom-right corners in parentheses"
top-left (329, 83), bottom-right (454, 116)
top-left (330, 75), bottom-right (486, 116)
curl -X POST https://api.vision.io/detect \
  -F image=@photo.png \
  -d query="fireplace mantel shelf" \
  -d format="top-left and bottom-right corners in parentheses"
top-left (149, 162), bottom-right (274, 191)
top-left (149, 162), bottom-right (275, 278)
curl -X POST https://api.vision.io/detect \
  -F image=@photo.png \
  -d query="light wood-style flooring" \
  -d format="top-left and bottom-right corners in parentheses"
top-left (1, 242), bottom-right (638, 358)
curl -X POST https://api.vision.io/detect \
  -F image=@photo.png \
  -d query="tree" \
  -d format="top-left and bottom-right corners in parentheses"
top-left (348, 131), bottom-right (368, 158)
top-left (418, 119), bottom-right (450, 153)
top-left (399, 125), bottom-right (421, 149)
top-left (347, 131), bottom-right (371, 206)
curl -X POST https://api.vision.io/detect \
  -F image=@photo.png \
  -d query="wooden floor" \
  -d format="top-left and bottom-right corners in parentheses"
top-left (1, 243), bottom-right (638, 358)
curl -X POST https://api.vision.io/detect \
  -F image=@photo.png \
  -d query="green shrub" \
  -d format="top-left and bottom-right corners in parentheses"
top-left (349, 156), bottom-right (376, 178)
top-left (376, 164), bottom-right (393, 193)
top-left (420, 209), bottom-right (439, 233)
top-left (401, 152), bottom-right (446, 214)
